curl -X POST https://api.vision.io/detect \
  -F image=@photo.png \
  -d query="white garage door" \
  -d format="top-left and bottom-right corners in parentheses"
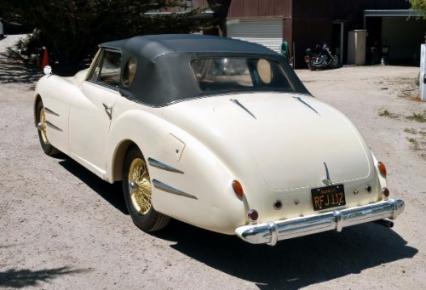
top-left (227, 19), bottom-right (283, 53)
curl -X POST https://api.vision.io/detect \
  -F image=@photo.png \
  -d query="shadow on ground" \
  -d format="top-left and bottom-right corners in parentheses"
top-left (56, 158), bottom-right (417, 289)
top-left (0, 266), bottom-right (90, 288)
top-left (154, 219), bottom-right (416, 289)
top-left (0, 52), bottom-right (41, 85)
top-left (58, 158), bottom-right (128, 214)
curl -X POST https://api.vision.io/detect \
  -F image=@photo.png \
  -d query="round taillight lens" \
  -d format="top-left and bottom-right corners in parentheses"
top-left (232, 180), bottom-right (244, 200)
top-left (248, 209), bottom-right (259, 222)
top-left (378, 161), bottom-right (387, 177)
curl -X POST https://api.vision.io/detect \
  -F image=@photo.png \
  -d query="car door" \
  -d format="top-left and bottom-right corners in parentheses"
top-left (68, 48), bottom-right (122, 176)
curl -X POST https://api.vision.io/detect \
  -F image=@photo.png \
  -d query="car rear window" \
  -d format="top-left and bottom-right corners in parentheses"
top-left (191, 57), bottom-right (295, 94)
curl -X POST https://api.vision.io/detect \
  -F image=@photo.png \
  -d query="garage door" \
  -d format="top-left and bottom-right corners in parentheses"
top-left (227, 19), bottom-right (283, 53)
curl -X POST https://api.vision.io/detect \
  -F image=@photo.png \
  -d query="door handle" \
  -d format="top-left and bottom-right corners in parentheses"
top-left (102, 103), bottom-right (113, 120)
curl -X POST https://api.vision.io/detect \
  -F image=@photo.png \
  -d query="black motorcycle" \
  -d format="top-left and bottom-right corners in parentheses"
top-left (304, 44), bottom-right (340, 70)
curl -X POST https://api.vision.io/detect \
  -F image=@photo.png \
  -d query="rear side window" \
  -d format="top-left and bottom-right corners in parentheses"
top-left (122, 57), bottom-right (137, 87)
top-left (88, 50), bottom-right (122, 89)
top-left (98, 51), bottom-right (122, 88)
top-left (191, 57), bottom-right (294, 94)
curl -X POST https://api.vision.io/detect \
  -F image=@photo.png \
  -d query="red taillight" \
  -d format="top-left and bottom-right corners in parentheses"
top-left (382, 187), bottom-right (390, 197)
top-left (232, 180), bottom-right (244, 200)
top-left (248, 209), bottom-right (259, 222)
top-left (378, 161), bottom-right (387, 177)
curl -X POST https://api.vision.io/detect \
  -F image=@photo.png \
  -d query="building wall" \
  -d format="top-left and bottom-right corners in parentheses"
top-left (292, 0), bottom-right (334, 65)
top-left (192, 0), bottom-right (292, 17)
top-left (192, 0), bottom-right (411, 66)
top-left (227, 0), bottom-right (292, 18)
top-left (292, 0), bottom-right (409, 66)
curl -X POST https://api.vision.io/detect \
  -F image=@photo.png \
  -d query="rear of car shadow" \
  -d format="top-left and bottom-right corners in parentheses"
top-left (154, 220), bottom-right (417, 290)
top-left (56, 158), bottom-right (416, 289)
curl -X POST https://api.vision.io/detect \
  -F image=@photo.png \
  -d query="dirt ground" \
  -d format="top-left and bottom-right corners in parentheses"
top-left (1, 35), bottom-right (425, 290)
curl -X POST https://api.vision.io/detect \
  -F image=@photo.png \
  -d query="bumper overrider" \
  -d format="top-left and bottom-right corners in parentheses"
top-left (235, 199), bottom-right (405, 246)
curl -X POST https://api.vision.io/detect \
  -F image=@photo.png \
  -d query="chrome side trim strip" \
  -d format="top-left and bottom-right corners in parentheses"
top-left (152, 179), bottom-right (198, 200)
top-left (294, 96), bottom-right (319, 115)
top-left (45, 120), bottom-right (62, 132)
top-left (44, 107), bottom-right (60, 117)
top-left (230, 99), bottom-right (256, 119)
top-left (148, 158), bottom-right (184, 174)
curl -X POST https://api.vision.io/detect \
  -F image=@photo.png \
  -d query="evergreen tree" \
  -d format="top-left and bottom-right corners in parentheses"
top-left (0, 0), bottom-right (210, 74)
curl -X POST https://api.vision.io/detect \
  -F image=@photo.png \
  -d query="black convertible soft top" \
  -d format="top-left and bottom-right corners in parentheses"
top-left (100, 34), bottom-right (309, 107)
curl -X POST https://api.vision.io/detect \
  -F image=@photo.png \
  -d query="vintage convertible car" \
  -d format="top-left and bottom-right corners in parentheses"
top-left (34, 34), bottom-right (404, 245)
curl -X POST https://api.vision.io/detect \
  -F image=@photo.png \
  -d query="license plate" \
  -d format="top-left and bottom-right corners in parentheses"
top-left (311, 184), bottom-right (346, 211)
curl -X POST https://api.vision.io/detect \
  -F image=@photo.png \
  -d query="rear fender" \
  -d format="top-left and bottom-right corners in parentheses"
top-left (106, 110), bottom-right (246, 234)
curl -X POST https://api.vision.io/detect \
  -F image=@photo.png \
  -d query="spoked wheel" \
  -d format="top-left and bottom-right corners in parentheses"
top-left (122, 146), bottom-right (170, 232)
top-left (35, 101), bottom-right (59, 156)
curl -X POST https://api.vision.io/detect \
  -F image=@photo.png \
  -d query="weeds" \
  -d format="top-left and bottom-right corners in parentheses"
top-left (404, 128), bottom-right (417, 134)
top-left (407, 137), bottom-right (420, 150)
top-left (378, 109), bottom-right (400, 119)
top-left (406, 112), bottom-right (426, 123)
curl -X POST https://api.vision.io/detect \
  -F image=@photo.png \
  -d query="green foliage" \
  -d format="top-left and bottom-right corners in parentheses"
top-left (0, 0), bottom-right (213, 74)
top-left (411, 0), bottom-right (426, 11)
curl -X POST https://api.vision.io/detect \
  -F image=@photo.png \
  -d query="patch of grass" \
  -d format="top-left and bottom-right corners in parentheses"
top-left (407, 137), bottom-right (420, 150)
top-left (404, 128), bottom-right (417, 134)
top-left (406, 112), bottom-right (426, 123)
top-left (378, 109), bottom-right (400, 119)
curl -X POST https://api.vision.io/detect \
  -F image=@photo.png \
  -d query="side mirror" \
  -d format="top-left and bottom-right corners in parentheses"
top-left (43, 65), bottom-right (52, 76)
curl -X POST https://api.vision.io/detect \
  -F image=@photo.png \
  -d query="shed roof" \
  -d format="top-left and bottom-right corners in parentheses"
top-left (364, 9), bottom-right (424, 17)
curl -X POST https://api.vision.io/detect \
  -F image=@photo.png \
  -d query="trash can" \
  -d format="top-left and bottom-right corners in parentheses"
top-left (348, 30), bottom-right (367, 65)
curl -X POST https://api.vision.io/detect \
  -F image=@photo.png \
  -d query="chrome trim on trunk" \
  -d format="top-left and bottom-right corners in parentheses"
top-left (235, 199), bottom-right (405, 246)
top-left (152, 179), bottom-right (197, 200)
top-left (294, 96), bottom-right (319, 115)
top-left (230, 99), bottom-right (256, 119)
top-left (322, 162), bottom-right (332, 185)
top-left (148, 158), bottom-right (184, 174)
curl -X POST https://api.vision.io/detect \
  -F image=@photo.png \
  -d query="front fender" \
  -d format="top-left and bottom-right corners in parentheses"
top-left (34, 75), bottom-right (74, 153)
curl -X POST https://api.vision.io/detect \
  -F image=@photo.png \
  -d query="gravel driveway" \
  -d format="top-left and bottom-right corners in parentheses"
top-left (1, 35), bottom-right (425, 290)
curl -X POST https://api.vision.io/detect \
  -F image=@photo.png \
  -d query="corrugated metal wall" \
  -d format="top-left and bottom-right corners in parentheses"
top-left (227, 19), bottom-right (283, 53)
top-left (228, 0), bottom-right (292, 18)
top-left (192, 0), bottom-right (292, 18)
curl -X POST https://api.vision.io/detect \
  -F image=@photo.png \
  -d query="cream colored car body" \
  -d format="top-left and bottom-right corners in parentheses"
top-left (34, 66), bottom-right (391, 236)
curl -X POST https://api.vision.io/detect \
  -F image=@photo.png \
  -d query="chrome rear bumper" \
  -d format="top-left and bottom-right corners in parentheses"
top-left (235, 199), bottom-right (405, 246)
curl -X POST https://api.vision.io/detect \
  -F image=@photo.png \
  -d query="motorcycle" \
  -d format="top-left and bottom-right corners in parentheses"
top-left (304, 44), bottom-right (340, 70)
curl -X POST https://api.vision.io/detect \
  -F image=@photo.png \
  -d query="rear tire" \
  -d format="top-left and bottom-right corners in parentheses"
top-left (35, 100), bottom-right (60, 157)
top-left (122, 146), bottom-right (170, 232)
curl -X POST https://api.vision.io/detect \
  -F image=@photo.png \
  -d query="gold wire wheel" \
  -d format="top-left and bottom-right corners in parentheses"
top-left (39, 108), bottom-right (48, 144)
top-left (128, 158), bottom-right (152, 215)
